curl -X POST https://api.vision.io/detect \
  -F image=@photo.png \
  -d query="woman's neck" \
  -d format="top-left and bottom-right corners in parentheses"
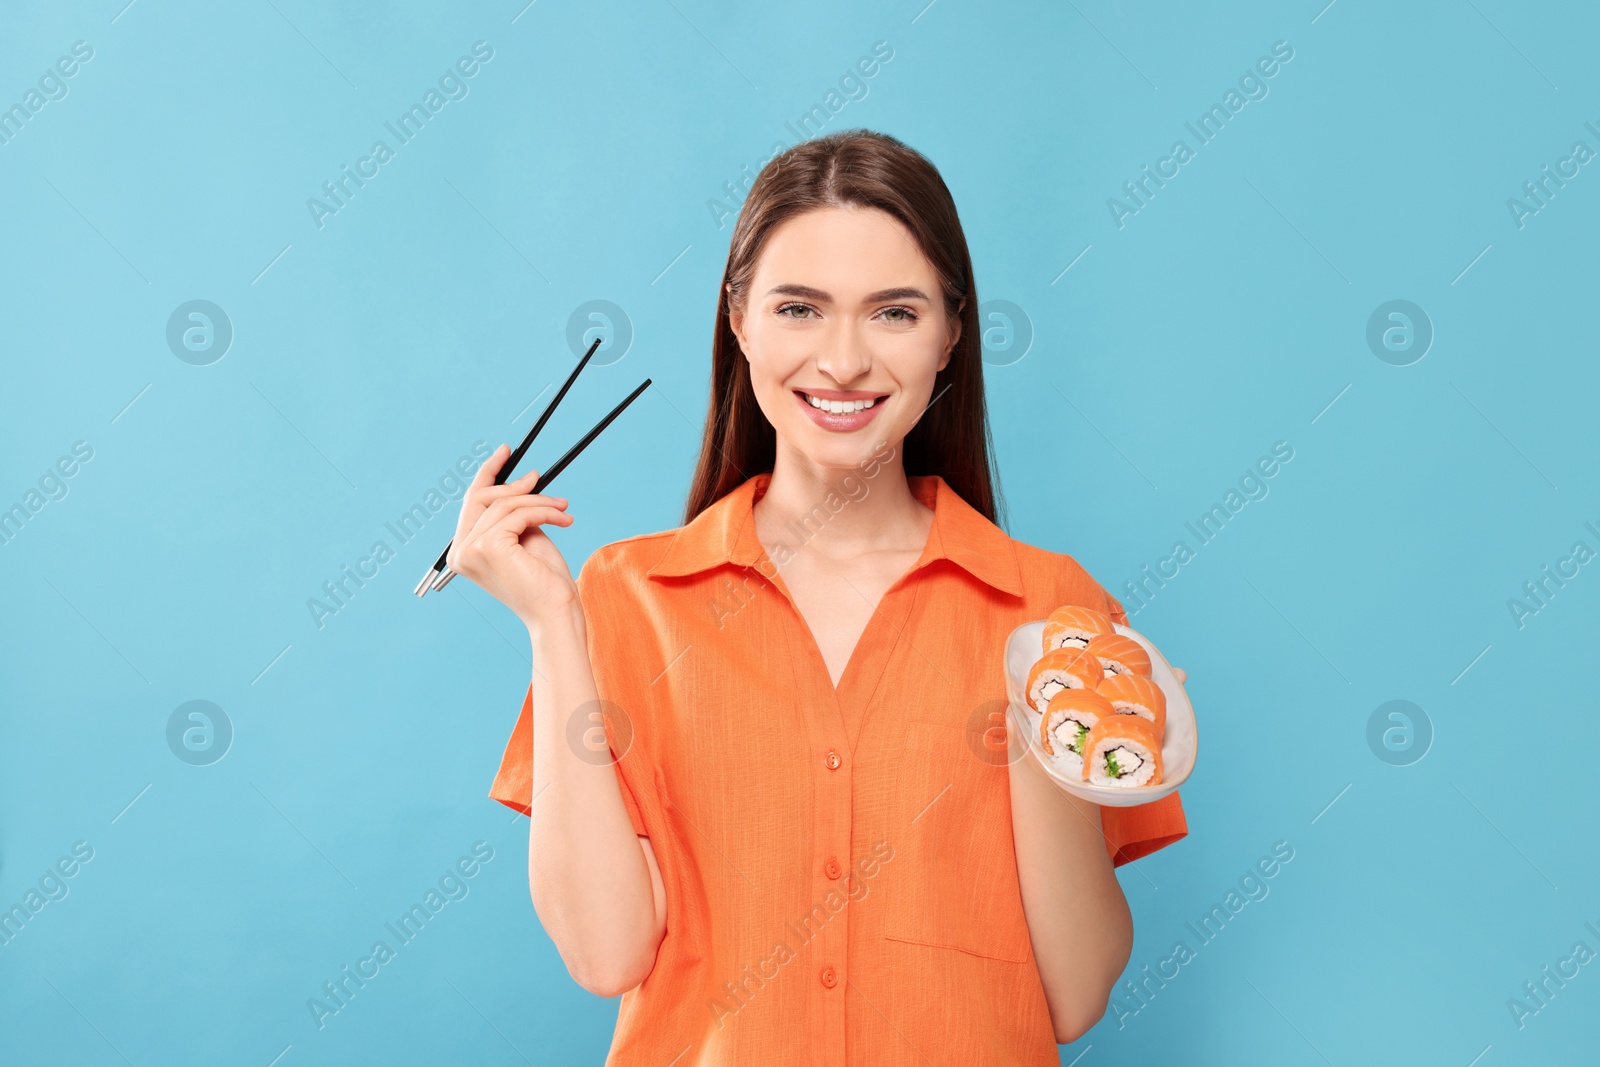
top-left (752, 445), bottom-right (933, 562)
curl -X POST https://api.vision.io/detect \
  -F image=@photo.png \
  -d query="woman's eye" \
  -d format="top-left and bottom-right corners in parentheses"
top-left (776, 303), bottom-right (917, 322)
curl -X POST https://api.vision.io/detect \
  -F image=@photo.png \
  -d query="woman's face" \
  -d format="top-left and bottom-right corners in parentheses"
top-left (729, 205), bottom-right (961, 471)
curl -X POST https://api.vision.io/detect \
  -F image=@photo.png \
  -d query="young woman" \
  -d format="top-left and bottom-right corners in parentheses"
top-left (452, 128), bottom-right (1187, 1065)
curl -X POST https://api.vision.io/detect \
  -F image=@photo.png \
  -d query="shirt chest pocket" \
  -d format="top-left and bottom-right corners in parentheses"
top-left (881, 722), bottom-right (1034, 964)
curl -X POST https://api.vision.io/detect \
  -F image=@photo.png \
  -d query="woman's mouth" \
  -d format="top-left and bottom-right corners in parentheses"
top-left (793, 390), bottom-right (890, 432)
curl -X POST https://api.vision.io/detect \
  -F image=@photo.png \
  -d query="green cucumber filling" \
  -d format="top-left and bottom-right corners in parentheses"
top-left (1052, 720), bottom-right (1093, 757)
top-left (1103, 745), bottom-right (1144, 779)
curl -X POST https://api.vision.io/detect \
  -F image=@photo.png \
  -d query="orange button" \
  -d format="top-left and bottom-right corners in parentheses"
top-left (823, 857), bottom-right (842, 880)
top-left (824, 749), bottom-right (841, 770)
top-left (819, 965), bottom-right (838, 989)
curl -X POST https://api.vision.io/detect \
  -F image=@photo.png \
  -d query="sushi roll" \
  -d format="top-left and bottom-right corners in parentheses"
top-left (1084, 633), bottom-right (1152, 681)
top-left (1039, 689), bottom-right (1114, 775)
top-left (1041, 606), bottom-right (1115, 654)
top-left (1097, 673), bottom-right (1167, 737)
top-left (1081, 713), bottom-right (1164, 788)
top-left (1025, 646), bottom-right (1102, 714)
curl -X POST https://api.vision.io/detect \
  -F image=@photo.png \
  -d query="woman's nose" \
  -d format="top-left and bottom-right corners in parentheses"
top-left (813, 321), bottom-right (872, 385)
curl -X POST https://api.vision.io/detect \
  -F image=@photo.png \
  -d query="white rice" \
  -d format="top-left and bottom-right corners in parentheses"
top-left (1042, 712), bottom-right (1093, 774)
top-left (1084, 735), bottom-right (1158, 787)
top-left (1046, 629), bottom-right (1095, 652)
top-left (1104, 698), bottom-right (1157, 727)
top-left (1028, 667), bottom-right (1092, 713)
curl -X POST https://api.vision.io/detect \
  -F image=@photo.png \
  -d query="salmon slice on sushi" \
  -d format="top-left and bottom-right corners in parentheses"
top-left (1039, 688), bottom-right (1114, 775)
top-left (1084, 633), bottom-right (1152, 681)
top-left (1081, 713), bottom-right (1164, 788)
top-left (1097, 673), bottom-right (1167, 738)
top-left (1025, 646), bottom-right (1102, 714)
top-left (1040, 606), bottom-right (1114, 655)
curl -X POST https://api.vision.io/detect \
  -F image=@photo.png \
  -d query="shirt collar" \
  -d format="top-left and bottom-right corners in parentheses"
top-left (645, 471), bottom-right (1025, 598)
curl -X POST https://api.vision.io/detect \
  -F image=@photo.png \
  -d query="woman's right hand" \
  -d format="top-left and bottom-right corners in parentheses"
top-left (448, 443), bottom-right (578, 626)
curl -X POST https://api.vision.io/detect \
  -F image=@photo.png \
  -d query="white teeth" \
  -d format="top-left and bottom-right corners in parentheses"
top-left (805, 394), bottom-right (878, 414)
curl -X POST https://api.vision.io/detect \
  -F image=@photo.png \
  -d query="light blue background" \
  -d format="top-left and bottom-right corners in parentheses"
top-left (3, 1), bottom-right (1597, 1064)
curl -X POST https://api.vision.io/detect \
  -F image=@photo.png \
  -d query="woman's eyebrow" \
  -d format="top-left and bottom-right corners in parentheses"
top-left (767, 283), bottom-right (931, 303)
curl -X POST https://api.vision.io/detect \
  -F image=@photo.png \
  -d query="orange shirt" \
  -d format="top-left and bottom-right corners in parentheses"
top-left (490, 472), bottom-right (1187, 1065)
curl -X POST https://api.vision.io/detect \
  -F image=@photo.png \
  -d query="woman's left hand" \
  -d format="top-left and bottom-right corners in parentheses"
top-left (1172, 667), bottom-right (1187, 685)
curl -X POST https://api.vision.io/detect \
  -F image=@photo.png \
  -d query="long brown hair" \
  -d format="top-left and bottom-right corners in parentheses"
top-left (681, 127), bottom-right (1007, 529)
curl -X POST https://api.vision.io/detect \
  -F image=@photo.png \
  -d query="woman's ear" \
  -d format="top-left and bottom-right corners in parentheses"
top-left (938, 299), bottom-right (965, 372)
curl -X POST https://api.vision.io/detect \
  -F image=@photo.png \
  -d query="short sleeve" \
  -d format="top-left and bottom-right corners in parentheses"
top-left (486, 550), bottom-right (663, 839)
top-left (1100, 792), bottom-right (1188, 867)
top-left (1103, 589), bottom-right (1131, 627)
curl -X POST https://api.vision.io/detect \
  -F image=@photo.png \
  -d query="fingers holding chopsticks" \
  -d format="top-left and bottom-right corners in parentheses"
top-left (447, 445), bottom-right (579, 621)
top-left (451, 446), bottom-right (560, 549)
top-left (468, 489), bottom-right (573, 544)
top-left (455, 497), bottom-right (579, 622)
top-left (446, 444), bottom-right (512, 558)
top-left (418, 366), bottom-right (649, 600)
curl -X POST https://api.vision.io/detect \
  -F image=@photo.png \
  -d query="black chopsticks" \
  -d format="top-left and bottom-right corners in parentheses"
top-left (414, 337), bottom-right (650, 597)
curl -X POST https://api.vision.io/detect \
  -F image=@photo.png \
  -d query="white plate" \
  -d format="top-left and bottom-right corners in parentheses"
top-left (1004, 621), bottom-right (1197, 807)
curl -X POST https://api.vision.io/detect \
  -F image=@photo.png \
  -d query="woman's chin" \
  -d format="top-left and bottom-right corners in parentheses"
top-left (783, 435), bottom-right (898, 474)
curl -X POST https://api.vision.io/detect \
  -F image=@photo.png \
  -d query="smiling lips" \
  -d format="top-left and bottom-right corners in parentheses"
top-left (794, 389), bottom-right (889, 431)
